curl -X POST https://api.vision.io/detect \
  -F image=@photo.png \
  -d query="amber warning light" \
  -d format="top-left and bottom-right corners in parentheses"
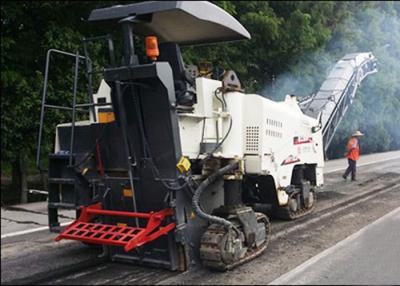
top-left (146, 36), bottom-right (159, 61)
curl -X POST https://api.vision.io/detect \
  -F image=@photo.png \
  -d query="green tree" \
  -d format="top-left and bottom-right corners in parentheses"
top-left (1, 1), bottom-right (114, 202)
top-left (326, 2), bottom-right (400, 158)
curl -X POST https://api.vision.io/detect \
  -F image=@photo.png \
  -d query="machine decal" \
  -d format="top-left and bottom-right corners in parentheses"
top-left (281, 155), bottom-right (301, 165)
top-left (293, 136), bottom-right (313, 145)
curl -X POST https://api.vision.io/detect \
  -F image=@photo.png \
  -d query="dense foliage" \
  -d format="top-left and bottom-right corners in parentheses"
top-left (1, 1), bottom-right (399, 200)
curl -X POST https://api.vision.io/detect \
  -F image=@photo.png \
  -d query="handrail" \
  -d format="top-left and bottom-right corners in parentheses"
top-left (36, 35), bottom-right (115, 172)
top-left (36, 49), bottom-right (88, 171)
top-left (69, 51), bottom-right (80, 166)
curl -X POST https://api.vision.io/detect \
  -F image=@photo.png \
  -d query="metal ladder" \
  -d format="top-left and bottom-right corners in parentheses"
top-left (36, 36), bottom-right (115, 230)
top-left (36, 35), bottom-right (115, 171)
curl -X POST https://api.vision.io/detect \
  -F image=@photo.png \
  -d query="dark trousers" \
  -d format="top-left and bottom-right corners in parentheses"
top-left (343, 158), bottom-right (357, 180)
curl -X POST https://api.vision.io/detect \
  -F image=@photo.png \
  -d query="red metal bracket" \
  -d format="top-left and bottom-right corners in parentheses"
top-left (55, 203), bottom-right (176, 252)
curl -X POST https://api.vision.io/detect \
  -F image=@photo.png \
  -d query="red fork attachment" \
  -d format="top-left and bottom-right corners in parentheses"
top-left (55, 203), bottom-right (176, 252)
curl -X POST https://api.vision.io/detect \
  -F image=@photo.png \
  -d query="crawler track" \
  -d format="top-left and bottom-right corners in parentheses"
top-left (200, 213), bottom-right (271, 271)
top-left (275, 190), bottom-right (317, 220)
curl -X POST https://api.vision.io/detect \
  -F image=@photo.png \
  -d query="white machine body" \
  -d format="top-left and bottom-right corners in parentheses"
top-left (54, 80), bottom-right (112, 153)
top-left (55, 51), bottom-right (376, 208)
top-left (178, 78), bottom-right (324, 205)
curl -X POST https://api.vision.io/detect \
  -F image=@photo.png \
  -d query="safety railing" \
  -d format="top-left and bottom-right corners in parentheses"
top-left (36, 35), bottom-right (116, 171)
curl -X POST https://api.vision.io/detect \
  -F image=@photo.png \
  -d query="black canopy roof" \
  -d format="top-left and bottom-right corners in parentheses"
top-left (88, 1), bottom-right (251, 45)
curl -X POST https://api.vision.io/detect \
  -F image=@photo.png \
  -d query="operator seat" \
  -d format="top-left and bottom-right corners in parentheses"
top-left (158, 43), bottom-right (196, 106)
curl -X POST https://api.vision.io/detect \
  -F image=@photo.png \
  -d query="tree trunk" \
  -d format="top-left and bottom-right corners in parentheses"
top-left (11, 158), bottom-right (21, 204)
top-left (19, 154), bottom-right (28, 204)
top-left (41, 172), bottom-right (48, 192)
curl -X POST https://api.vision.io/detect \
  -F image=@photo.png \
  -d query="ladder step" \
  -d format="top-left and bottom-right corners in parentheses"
top-left (48, 202), bottom-right (77, 209)
top-left (49, 153), bottom-right (70, 159)
top-left (57, 221), bottom-right (143, 247)
top-left (48, 178), bottom-right (75, 185)
top-left (55, 203), bottom-right (176, 252)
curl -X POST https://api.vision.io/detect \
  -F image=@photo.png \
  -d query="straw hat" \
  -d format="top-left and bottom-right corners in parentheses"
top-left (352, 130), bottom-right (364, 137)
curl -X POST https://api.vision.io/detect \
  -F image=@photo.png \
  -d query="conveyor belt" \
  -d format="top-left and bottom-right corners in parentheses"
top-left (299, 53), bottom-right (378, 151)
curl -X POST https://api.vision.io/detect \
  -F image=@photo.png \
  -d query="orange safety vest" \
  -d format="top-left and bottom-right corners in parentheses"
top-left (347, 137), bottom-right (360, 161)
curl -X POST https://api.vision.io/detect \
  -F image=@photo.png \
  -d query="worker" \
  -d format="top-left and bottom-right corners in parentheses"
top-left (342, 130), bottom-right (364, 181)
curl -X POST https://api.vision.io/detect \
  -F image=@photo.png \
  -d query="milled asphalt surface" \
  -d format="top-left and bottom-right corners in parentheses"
top-left (270, 207), bottom-right (400, 285)
top-left (159, 175), bottom-right (400, 285)
top-left (1, 202), bottom-right (75, 236)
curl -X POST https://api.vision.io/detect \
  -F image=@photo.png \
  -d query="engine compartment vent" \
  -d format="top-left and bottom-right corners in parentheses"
top-left (245, 126), bottom-right (259, 153)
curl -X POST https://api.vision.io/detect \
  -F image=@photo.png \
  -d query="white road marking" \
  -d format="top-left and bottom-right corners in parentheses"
top-left (1, 221), bottom-right (72, 239)
top-left (269, 207), bottom-right (400, 285)
top-left (324, 156), bottom-right (400, 174)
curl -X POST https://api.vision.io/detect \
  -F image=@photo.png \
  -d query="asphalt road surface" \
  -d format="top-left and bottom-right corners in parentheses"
top-left (270, 207), bottom-right (400, 285)
top-left (1, 150), bottom-right (400, 285)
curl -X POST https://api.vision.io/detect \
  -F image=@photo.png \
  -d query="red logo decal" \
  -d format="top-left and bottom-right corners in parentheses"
top-left (293, 136), bottom-right (313, 145)
top-left (281, 155), bottom-right (301, 165)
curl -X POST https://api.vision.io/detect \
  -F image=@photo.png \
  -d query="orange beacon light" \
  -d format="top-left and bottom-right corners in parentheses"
top-left (146, 36), bottom-right (159, 61)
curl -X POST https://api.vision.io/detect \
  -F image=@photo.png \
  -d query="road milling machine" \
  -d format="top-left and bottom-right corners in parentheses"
top-left (36, 1), bottom-right (378, 271)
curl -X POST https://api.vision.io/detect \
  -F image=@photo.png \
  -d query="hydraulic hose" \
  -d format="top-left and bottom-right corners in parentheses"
top-left (191, 161), bottom-right (238, 229)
